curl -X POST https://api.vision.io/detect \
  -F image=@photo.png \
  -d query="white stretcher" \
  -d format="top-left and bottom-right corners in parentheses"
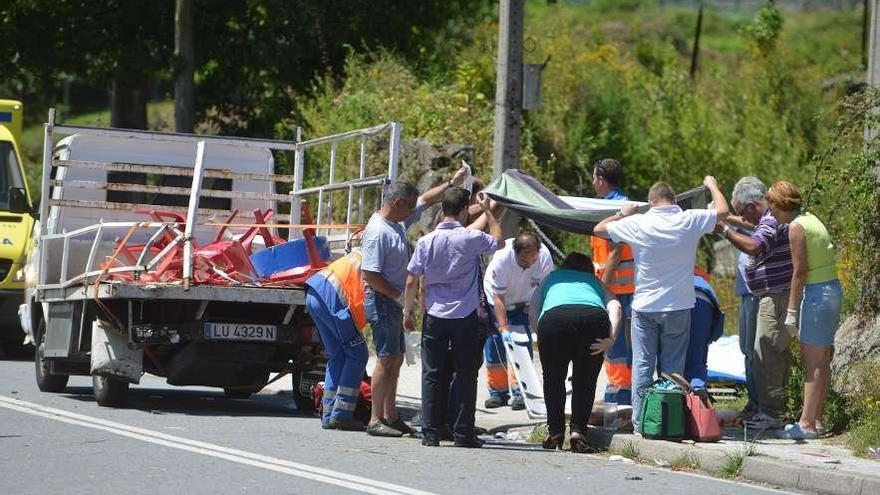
top-left (501, 324), bottom-right (572, 420)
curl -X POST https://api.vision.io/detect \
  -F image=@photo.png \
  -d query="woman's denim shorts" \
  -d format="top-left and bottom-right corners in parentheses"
top-left (799, 279), bottom-right (842, 347)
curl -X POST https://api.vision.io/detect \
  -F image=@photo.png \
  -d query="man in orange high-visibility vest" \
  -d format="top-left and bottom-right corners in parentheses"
top-left (305, 251), bottom-right (370, 431)
top-left (589, 158), bottom-right (635, 406)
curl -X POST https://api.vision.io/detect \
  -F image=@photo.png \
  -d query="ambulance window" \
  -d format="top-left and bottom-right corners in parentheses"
top-left (0, 141), bottom-right (26, 210)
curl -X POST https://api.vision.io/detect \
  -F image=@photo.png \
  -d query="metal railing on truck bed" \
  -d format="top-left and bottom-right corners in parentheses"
top-left (36, 109), bottom-right (401, 297)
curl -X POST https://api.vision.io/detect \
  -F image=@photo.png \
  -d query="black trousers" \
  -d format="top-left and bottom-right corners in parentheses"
top-left (421, 311), bottom-right (481, 441)
top-left (537, 305), bottom-right (609, 436)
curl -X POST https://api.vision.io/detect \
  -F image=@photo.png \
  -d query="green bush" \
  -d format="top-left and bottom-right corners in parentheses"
top-left (843, 362), bottom-right (880, 457)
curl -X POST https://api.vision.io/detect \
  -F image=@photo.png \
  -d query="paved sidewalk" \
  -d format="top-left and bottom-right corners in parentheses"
top-left (263, 352), bottom-right (879, 495)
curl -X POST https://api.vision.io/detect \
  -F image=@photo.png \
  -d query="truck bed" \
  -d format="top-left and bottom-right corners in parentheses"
top-left (36, 281), bottom-right (306, 305)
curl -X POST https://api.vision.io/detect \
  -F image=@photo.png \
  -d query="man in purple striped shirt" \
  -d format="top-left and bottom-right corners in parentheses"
top-left (403, 187), bottom-right (503, 447)
top-left (720, 176), bottom-right (793, 430)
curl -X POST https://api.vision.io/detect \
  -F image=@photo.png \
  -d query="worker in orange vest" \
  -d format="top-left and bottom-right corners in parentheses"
top-left (589, 158), bottom-right (635, 406)
top-left (305, 251), bottom-right (370, 431)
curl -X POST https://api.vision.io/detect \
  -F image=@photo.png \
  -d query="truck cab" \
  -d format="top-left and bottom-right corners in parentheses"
top-left (0, 99), bottom-right (36, 354)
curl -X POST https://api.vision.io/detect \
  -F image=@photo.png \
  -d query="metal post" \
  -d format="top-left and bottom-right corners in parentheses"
top-left (492, 0), bottom-right (524, 179)
top-left (59, 233), bottom-right (70, 284)
top-left (387, 122), bottom-right (402, 185)
top-left (182, 140), bottom-right (207, 289)
top-left (326, 142), bottom-right (337, 236)
top-left (40, 109), bottom-right (55, 236)
top-left (38, 109), bottom-right (55, 287)
top-left (358, 139), bottom-right (366, 223)
top-left (290, 127), bottom-right (305, 240)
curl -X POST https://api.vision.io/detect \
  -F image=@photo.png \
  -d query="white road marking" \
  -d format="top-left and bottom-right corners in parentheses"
top-left (0, 394), bottom-right (435, 495)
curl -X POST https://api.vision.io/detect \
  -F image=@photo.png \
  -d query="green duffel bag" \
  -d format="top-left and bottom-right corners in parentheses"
top-left (638, 380), bottom-right (686, 440)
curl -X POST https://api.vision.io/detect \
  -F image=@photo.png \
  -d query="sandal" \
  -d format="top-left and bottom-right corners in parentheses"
top-left (542, 433), bottom-right (564, 450)
top-left (569, 431), bottom-right (589, 453)
top-left (779, 423), bottom-right (818, 440)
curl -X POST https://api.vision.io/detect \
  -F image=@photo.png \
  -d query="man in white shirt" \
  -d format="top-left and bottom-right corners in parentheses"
top-left (593, 177), bottom-right (728, 431)
top-left (482, 232), bottom-right (554, 410)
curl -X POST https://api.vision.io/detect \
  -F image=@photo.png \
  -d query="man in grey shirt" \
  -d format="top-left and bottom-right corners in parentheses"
top-left (361, 168), bottom-right (466, 437)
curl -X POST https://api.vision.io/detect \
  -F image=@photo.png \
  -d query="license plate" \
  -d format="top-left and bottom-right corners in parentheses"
top-left (203, 323), bottom-right (277, 342)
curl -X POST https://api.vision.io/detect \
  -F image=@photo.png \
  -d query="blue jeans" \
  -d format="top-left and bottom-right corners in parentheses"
top-left (306, 289), bottom-right (369, 422)
top-left (631, 309), bottom-right (691, 430)
top-left (738, 294), bottom-right (760, 409)
top-left (364, 289), bottom-right (405, 357)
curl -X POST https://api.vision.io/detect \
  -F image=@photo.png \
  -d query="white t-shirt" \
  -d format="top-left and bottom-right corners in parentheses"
top-left (484, 239), bottom-right (554, 306)
top-left (607, 205), bottom-right (717, 312)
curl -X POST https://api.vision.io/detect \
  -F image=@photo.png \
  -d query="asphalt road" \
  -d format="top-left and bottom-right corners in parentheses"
top-left (0, 358), bottom-right (797, 495)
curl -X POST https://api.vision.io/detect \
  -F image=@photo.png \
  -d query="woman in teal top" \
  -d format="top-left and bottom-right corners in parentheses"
top-left (767, 181), bottom-right (842, 440)
top-left (529, 252), bottom-right (622, 452)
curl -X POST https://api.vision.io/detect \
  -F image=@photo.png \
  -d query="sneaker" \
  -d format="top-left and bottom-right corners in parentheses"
top-left (739, 402), bottom-right (759, 421)
top-left (484, 396), bottom-right (507, 409)
top-left (328, 417), bottom-right (366, 431)
top-left (744, 412), bottom-right (783, 430)
top-left (321, 420), bottom-right (333, 430)
top-left (366, 421), bottom-right (404, 437)
top-left (510, 396), bottom-right (525, 411)
top-left (385, 418), bottom-right (414, 435)
top-left (778, 423), bottom-right (819, 440)
top-left (421, 437), bottom-right (440, 447)
top-left (453, 436), bottom-right (484, 448)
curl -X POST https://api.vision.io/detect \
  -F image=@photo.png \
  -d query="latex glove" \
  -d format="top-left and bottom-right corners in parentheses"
top-left (403, 312), bottom-right (416, 332)
top-left (403, 332), bottom-right (418, 366)
top-left (451, 165), bottom-right (468, 186)
top-left (784, 308), bottom-right (799, 338)
top-left (620, 203), bottom-right (638, 217)
top-left (499, 325), bottom-right (513, 344)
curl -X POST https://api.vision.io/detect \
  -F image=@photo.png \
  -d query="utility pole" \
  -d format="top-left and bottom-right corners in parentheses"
top-left (868, 0), bottom-right (880, 139)
top-left (492, 0), bottom-right (524, 179)
top-left (492, 0), bottom-right (525, 237)
top-left (689, 2), bottom-right (704, 79)
top-left (866, 0), bottom-right (872, 69)
top-left (174, 0), bottom-right (196, 133)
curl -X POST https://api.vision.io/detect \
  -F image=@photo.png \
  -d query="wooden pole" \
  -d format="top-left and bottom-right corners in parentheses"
top-left (690, 2), bottom-right (704, 79)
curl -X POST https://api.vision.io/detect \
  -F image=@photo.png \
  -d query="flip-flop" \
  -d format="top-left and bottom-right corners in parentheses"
top-left (779, 423), bottom-right (818, 440)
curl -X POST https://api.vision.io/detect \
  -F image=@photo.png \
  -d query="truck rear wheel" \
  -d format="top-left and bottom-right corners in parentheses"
top-left (93, 374), bottom-right (129, 407)
top-left (34, 319), bottom-right (69, 393)
top-left (223, 369), bottom-right (270, 399)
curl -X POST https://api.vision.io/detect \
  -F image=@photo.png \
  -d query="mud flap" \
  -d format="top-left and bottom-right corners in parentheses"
top-left (91, 319), bottom-right (142, 383)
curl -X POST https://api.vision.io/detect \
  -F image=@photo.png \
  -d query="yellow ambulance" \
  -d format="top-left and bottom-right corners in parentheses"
top-left (0, 100), bottom-right (36, 354)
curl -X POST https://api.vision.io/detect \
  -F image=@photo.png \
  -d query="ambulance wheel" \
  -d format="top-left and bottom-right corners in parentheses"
top-left (93, 374), bottom-right (129, 407)
top-left (34, 319), bottom-right (68, 393)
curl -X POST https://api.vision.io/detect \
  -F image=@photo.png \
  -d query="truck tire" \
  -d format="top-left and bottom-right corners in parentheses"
top-left (223, 387), bottom-right (255, 399)
top-left (34, 319), bottom-right (69, 393)
top-left (293, 370), bottom-right (318, 414)
top-left (223, 369), bottom-right (270, 399)
top-left (93, 374), bottom-right (129, 407)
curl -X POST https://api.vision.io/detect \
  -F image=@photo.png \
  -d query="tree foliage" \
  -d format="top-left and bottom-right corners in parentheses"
top-left (0, 0), bottom-right (492, 134)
